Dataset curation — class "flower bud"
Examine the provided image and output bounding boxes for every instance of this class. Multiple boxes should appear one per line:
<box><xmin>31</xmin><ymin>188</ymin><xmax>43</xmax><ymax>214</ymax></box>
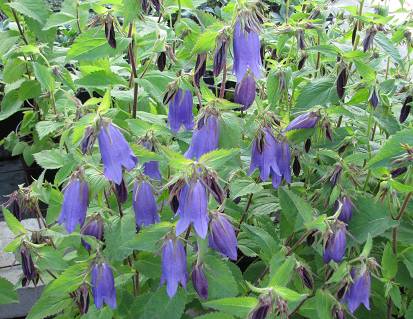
<box><xmin>75</xmin><ymin>283</ymin><xmax>90</xmax><ymax>315</ymax></box>
<box><xmin>399</xmin><ymin>95</ymin><xmax>412</xmax><ymax>123</ymax></box>
<box><xmin>296</xmin><ymin>265</ymin><xmax>313</xmax><ymax>290</ymax></box>
<box><xmin>192</xmin><ymin>263</ymin><xmax>208</xmax><ymax>300</ymax></box>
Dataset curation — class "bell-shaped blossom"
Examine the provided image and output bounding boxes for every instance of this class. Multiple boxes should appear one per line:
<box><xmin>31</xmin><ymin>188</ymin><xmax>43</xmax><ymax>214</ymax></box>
<box><xmin>20</xmin><ymin>245</ymin><xmax>38</xmax><ymax>286</ymax></box>
<box><xmin>234</xmin><ymin>71</ymin><xmax>256</xmax><ymax>110</ymax></box>
<box><xmin>114</xmin><ymin>178</ymin><xmax>128</xmax><ymax>203</ymax></box>
<box><xmin>344</xmin><ymin>269</ymin><xmax>371</xmax><ymax>313</ymax></box>
<box><xmin>168</xmin><ymin>89</ymin><xmax>194</xmax><ymax>133</ymax></box>
<box><xmin>336</xmin><ymin>196</ymin><xmax>354</xmax><ymax>223</ymax></box>
<box><xmin>142</xmin><ymin>140</ymin><xmax>162</xmax><ymax>180</ymax></box>
<box><xmin>161</xmin><ymin>239</ymin><xmax>188</xmax><ymax>298</ymax></box>
<box><xmin>192</xmin><ymin>263</ymin><xmax>208</xmax><ymax>300</ymax></box>
<box><xmin>249</xmin><ymin>128</ymin><xmax>291</xmax><ymax>189</ymax></box>
<box><xmin>285</xmin><ymin>112</ymin><xmax>320</xmax><ymax>131</ymax></box>
<box><xmin>58</xmin><ymin>178</ymin><xmax>89</xmax><ymax>233</ymax></box>
<box><xmin>213</xmin><ymin>35</ymin><xmax>228</xmax><ymax>77</ymax></box>
<box><xmin>91</xmin><ymin>262</ymin><xmax>117</xmax><ymax>309</ymax></box>
<box><xmin>133</xmin><ymin>180</ymin><xmax>159</xmax><ymax>228</ymax></box>
<box><xmin>98</xmin><ymin>122</ymin><xmax>137</xmax><ymax>185</ymax></box>
<box><xmin>184</xmin><ymin>113</ymin><xmax>220</xmax><ymax>160</ymax></box>
<box><xmin>209</xmin><ymin>213</ymin><xmax>237</xmax><ymax>260</ymax></box>
<box><xmin>75</xmin><ymin>283</ymin><xmax>90</xmax><ymax>315</ymax></box>
<box><xmin>369</xmin><ymin>88</ymin><xmax>379</xmax><ymax>109</ymax></box>
<box><xmin>176</xmin><ymin>179</ymin><xmax>209</xmax><ymax>239</ymax></box>
<box><xmin>81</xmin><ymin>215</ymin><xmax>104</xmax><ymax>251</ymax></box>
<box><xmin>233</xmin><ymin>21</ymin><xmax>262</xmax><ymax>82</ymax></box>
<box><xmin>249</xmin><ymin>295</ymin><xmax>272</xmax><ymax>319</ymax></box>
<box><xmin>323</xmin><ymin>224</ymin><xmax>346</xmax><ymax>263</ymax></box>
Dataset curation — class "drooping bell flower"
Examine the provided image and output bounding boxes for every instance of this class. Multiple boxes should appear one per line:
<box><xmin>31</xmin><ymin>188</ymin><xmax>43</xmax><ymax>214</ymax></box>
<box><xmin>202</xmin><ymin>171</ymin><xmax>225</xmax><ymax>205</ymax></box>
<box><xmin>160</xmin><ymin>239</ymin><xmax>188</xmax><ymax>298</ymax></box>
<box><xmin>192</xmin><ymin>263</ymin><xmax>208</xmax><ymax>300</ymax></box>
<box><xmin>98</xmin><ymin>121</ymin><xmax>137</xmax><ymax>185</ymax></box>
<box><xmin>114</xmin><ymin>178</ymin><xmax>128</xmax><ymax>203</ymax></box>
<box><xmin>332</xmin><ymin>306</ymin><xmax>345</xmax><ymax>319</ymax></box>
<box><xmin>369</xmin><ymin>88</ymin><xmax>379</xmax><ymax>109</ymax></box>
<box><xmin>157</xmin><ymin>51</ymin><xmax>166</xmax><ymax>71</ymax></box>
<box><xmin>58</xmin><ymin>177</ymin><xmax>89</xmax><ymax>233</ymax></box>
<box><xmin>175</xmin><ymin>179</ymin><xmax>209</xmax><ymax>239</ymax></box>
<box><xmin>323</xmin><ymin>223</ymin><xmax>347</xmax><ymax>263</ymax></box>
<box><xmin>20</xmin><ymin>245</ymin><xmax>38</xmax><ymax>287</ymax></box>
<box><xmin>249</xmin><ymin>294</ymin><xmax>272</xmax><ymax>319</ymax></box>
<box><xmin>4</xmin><ymin>191</ymin><xmax>21</xmax><ymax>220</ymax></box>
<box><xmin>233</xmin><ymin>20</ymin><xmax>262</xmax><ymax>82</ymax></box>
<box><xmin>296</xmin><ymin>265</ymin><xmax>313</xmax><ymax>290</ymax></box>
<box><xmin>336</xmin><ymin>196</ymin><xmax>354</xmax><ymax>223</ymax></box>
<box><xmin>362</xmin><ymin>27</ymin><xmax>376</xmax><ymax>52</ymax></box>
<box><xmin>400</xmin><ymin>95</ymin><xmax>412</xmax><ymax>123</ymax></box>
<box><xmin>133</xmin><ymin>180</ymin><xmax>159</xmax><ymax>228</ymax></box>
<box><xmin>209</xmin><ymin>213</ymin><xmax>237</xmax><ymax>260</ymax></box>
<box><xmin>336</xmin><ymin>67</ymin><xmax>348</xmax><ymax>100</ymax></box>
<box><xmin>234</xmin><ymin>71</ymin><xmax>256</xmax><ymax>110</ymax></box>
<box><xmin>343</xmin><ymin>269</ymin><xmax>371</xmax><ymax>313</ymax></box>
<box><xmin>168</xmin><ymin>89</ymin><xmax>194</xmax><ymax>133</ymax></box>
<box><xmin>213</xmin><ymin>34</ymin><xmax>229</xmax><ymax>77</ymax></box>
<box><xmin>391</xmin><ymin>167</ymin><xmax>407</xmax><ymax>178</ymax></box>
<box><xmin>81</xmin><ymin>215</ymin><xmax>104</xmax><ymax>251</ymax></box>
<box><xmin>81</xmin><ymin>126</ymin><xmax>95</xmax><ymax>154</ymax></box>
<box><xmin>249</xmin><ymin>128</ymin><xmax>291</xmax><ymax>189</ymax></box>
<box><xmin>296</xmin><ymin>29</ymin><xmax>306</xmax><ymax>50</ymax></box>
<box><xmin>74</xmin><ymin>283</ymin><xmax>90</xmax><ymax>315</ymax></box>
<box><xmin>184</xmin><ymin>112</ymin><xmax>220</xmax><ymax>160</ymax></box>
<box><xmin>194</xmin><ymin>53</ymin><xmax>207</xmax><ymax>87</ymax></box>
<box><xmin>329</xmin><ymin>164</ymin><xmax>343</xmax><ymax>187</ymax></box>
<box><xmin>142</xmin><ymin>140</ymin><xmax>162</xmax><ymax>180</ymax></box>
<box><xmin>91</xmin><ymin>262</ymin><xmax>117</xmax><ymax>309</ymax></box>
<box><xmin>284</xmin><ymin>112</ymin><xmax>320</xmax><ymax>132</ymax></box>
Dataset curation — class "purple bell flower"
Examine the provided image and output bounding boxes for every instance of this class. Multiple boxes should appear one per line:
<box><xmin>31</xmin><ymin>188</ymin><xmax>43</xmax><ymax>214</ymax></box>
<box><xmin>234</xmin><ymin>71</ymin><xmax>256</xmax><ymax>110</ymax></box>
<box><xmin>133</xmin><ymin>180</ymin><xmax>159</xmax><ymax>228</ymax></box>
<box><xmin>114</xmin><ymin>178</ymin><xmax>128</xmax><ymax>203</ymax></box>
<box><xmin>208</xmin><ymin>213</ymin><xmax>237</xmax><ymax>260</ymax></box>
<box><xmin>184</xmin><ymin>113</ymin><xmax>220</xmax><ymax>160</ymax></box>
<box><xmin>233</xmin><ymin>21</ymin><xmax>262</xmax><ymax>82</ymax></box>
<box><xmin>168</xmin><ymin>89</ymin><xmax>194</xmax><ymax>133</ymax></box>
<box><xmin>284</xmin><ymin>112</ymin><xmax>320</xmax><ymax>131</ymax></box>
<box><xmin>98</xmin><ymin>122</ymin><xmax>137</xmax><ymax>185</ymax></box>
<box><xmin>336</xmin><ymin>196</ymin><xmax>354</xmax><ymax>223</ymax></box>
<box><xmin>249</xmin><ymin>128</ymin><xmax>291</xmax><ymax>189</ymax></box>
<box><xmin>142</xmin><ymin>141</ymin><xmax>162</xmax><ymax>180</ymax></box>
<box><xmin>344</xmin><ymin>269</ymin><xmax>371</xmax><ymax>313</ymax></box>
<box><xmin>160</xmin><ymin>239</ymin><xmax>188</xmax><ymax>298</ymax></box>
<box><xmin>75</xmin><ymin>283</ymin><xmax>90</xmax><ymax>315</ymax></box>
<box><xmin>58</xmin><ymin>178</ymin><xmax>89</xmax><ymax>233</ymax></box>
<box><xmin>81</xmin><ymin>215</ymin><xmax>104</xmax><ymax>251</ymax></box>
<box><xmin>192</xmin><ymin>263</ymin><xmax>208</xmax><ymax>300</ymax></box>
<box><xmin>323</xmin><ymin>224</ymin><xmax>346</xmax><ymax>263</ymax></box>
<box><xmin>176</xmin><ymin>179</ymin><xmax>209</xmax><ymax>239</ymax></box>
<box><xmin>91</xmin><ymin>262</ymin><xmax>117</xmax><ymax>309</ymax></box>
<box><xmin>20</xmin><ymin>245</ymin><xmax>38</xmax><ymax>287</ymax></box>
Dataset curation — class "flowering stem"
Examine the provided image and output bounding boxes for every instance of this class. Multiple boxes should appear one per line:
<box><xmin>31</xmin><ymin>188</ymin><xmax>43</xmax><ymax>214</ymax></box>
<box><xmin>392</xmin><ymin>192</ymin><xmax>412</xmax><ymax>254</ymax></box>
<box><xmin>236</xmin><ymin>193</ymin><xmax>253</xmax><ymax>236</ymax></box>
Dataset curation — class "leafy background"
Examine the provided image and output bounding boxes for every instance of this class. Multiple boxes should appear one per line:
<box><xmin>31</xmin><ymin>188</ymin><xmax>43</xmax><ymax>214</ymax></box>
<box><xmin>0</xmin><ymin>0</ymin><xmax>413</xmax><ymax>318</ymax></box>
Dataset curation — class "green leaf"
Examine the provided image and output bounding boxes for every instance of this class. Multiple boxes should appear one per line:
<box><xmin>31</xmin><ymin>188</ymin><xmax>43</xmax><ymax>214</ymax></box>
<box><xmin>229</xmin><ymin>178</ymin><xmax>263</xmax><ymax>199</ymax></box>
<box><xmin>132</xmin><ymin>222</ymin><xmax>173</xmax><ymax>252</ymax></box>
<box><xmin>36</xmin><ymin>121</ymin><xmax>64</xmax><ymax>140</ymax></box>
<box><xmin>406</xmin><ymin>300</ymin><xmax>413</xmax><ymax>319</ymax></box>
<box><xmin>0</xmin><ymin>277</ymin><xmax>18</xmax><ymax>304</ymax></box>
<box><xmin>354</xmin><ymin>59</ymin><xmax>376</xmax><ymax>83</ymax></box>
<box><xmin>204</xmin><ymin>254</ymin><xmax>239</xmax><ymax>299</ymax></box>
<box><xmin>192</xmin><ymin>29</ymin><xmax>218</xmax><ymax>54</ymax></box>
<box><xmin>67</xmin><ymin>30</ymin><xmax>130</xmax><ymax>61</ymax></box>
<box><xmin>349</xmin><ymin>196</ymin><xmax>397</xmax><ymax>243</ymax></box>
<box><xmin>360</xmin><ymin>233</ymin><xmax>373</xmax><ymax>258</ymax></box>
<box><xmin>3</xmin><ymin>207</ymin><xmax>26</xmax><ymax>235</ymax></box>
<box><xmin>43</xmin><ymin>12</ymin><xmax>76</xmax><ymax>30</ymax></box>
<box><xmin>315</xmin><ymin>289</ymin><xmax>334</xmax><ymax>319</ymax></box>
<box><xmin>400</xmin><ymin>247</ymin><xmax>413</xmax><ymax>278</ymax></box>
<box><xmin>219</xmin><ymin>112</ymin><xmax>242</xmax><ymax>148</ymax></box>
<box><xmin>375</xmin><ymin>32</ymin><xmax>403</xmax><ymax>66</ymax></box>
<box><xmin>104</xmin><ymin>213</ymin><xmax>137</xmax><ymax>261</ymax></box>
<box><xmin>241</xmin><ymin>224</ymin><xmax>278</xmax><ymax>262</ymax></box>
<box><xmin>199</xmin><ymin>148</ymin><xmax>240</xmax><ymax>171</ymax></box>
<box><xmin>19</xmin><ymin>80</ymin><xmax>42</xmax><ymax>100</ymax></box>
<box><xmin>368</xmin><ymin>128</ymin><xmax>413</xmax><ymax>169</ymax></box>
<box><xmin>382</xmin><ymin>242</ymin><xmax>398</xmax><ymax>279</ymax></box>
<box><xmin>195</xmin><ymin>313</ymin><xmax>235</xmax><ymax>319</ymax></box>
<box><xmin>273</xmin><ymin>285</ymin><xmax>305</xmax><ymax>302</ymax></box>
<box><xmin>0</xmin><ymin>90</ymin><xmax>23</xmax><ymax>121</ymax></box>
<box><xmin>8</xmin><ymin>0</ymin><xmax>50</xmax><ymax>25</ymax></box>
<box><xmin>33</xmin><ymin>62</ymin><xmax>54</xmax><ymax>91</ymax></box>
<box><xmin>268</xmin><ymin>256</ymin><xmax>296</xmax><ymax>287</ymax></box>
<box><xmin>295</xmin><ymin>77</ymin><xmax>339</xmax><ymax>111</ymax></box>
<box><xmin>75</xmin><ymin>70</ymin><xmax>127</xmax><ymax>88</ymax></box>
<box><xmin>141</xmin><ymin>287</ymin><xmax>186</xmax><ymax>319</ymax></box>
<box><xmin>203</xmin><ymin>297</ymin><xmax>258</xmax><ymax>318</ymax></box>
<box><xmin>33</xmin><ymin>149</ymin><xmax>67</xmax><ymax>169</ymax></box>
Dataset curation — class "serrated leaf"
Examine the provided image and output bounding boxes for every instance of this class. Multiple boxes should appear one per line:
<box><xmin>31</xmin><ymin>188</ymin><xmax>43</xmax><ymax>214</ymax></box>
<box><xmin>3</xmin><ymin>207</ymin><xmax>26</xmax><ymax>235</ymax></box>
<box><xmin>0</xmin><ymin>277</ymin><xmax>18</xmax><ymax>304</ymax></box>
<box><xmin>36</xmin><ymin>121</ymin><xmax>64</xmax><ymax>139</ymax></box>
<box><xmin>268</xmin><ymin>256</ymin><xmax>295</xmax><ymax>287</ymax></box>
<box><xmin>203</xmin><ymin>297</ymin><xmax>258</xmax><ymax>318</ymax></box>
<box><xmin>9</xmin><ymin>0</ymin><xmax>50</xmax><ymax>25</ymax></box>
<box><xmin>131</xmin><ymin>222</ymin><xmax>173</xmax><ymax>252</ymax></box>
<box><xmin>295</xmin><ymin>77</ymin><xmax>339</xmax><ymax>111</ymax></box>
<box><xmin>142</xmin><ymin>287</ymin><xmax>186</xmax><ymax>319</ymax></box>
<box><xmin>43</xmin><ymin>12</ymin><xmax>76</xmax><ymax>30</ymax></box>
<box><xmin>375</xmin><ymin>32</ymin><xmax>403</xmax><ymax>66</ymax></box>
<box><xmin>33</xmin><ymin>149</ymin><xmax>67</xmax><ymax>169</ymax></box>
<box><xmin>75</xmin><ymin>70</ymin><xmax>127</xmax><ymax>88</ymax></box>
<box><xmin>382</xmin><ymin>242</ymin><xmax>397</xmax><ymax>279</ymax></box>
<box><xmin>199</xmin><ymin>148</ymin><xmax>240</xmax><ymax>171</ymax></box>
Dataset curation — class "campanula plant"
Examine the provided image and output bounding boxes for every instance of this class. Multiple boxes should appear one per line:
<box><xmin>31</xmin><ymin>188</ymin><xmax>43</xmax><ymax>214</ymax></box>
<box><xmin>0</xmin><ymin>0</ymin><xmax>411</xmax><ymax>318</ymax></box>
